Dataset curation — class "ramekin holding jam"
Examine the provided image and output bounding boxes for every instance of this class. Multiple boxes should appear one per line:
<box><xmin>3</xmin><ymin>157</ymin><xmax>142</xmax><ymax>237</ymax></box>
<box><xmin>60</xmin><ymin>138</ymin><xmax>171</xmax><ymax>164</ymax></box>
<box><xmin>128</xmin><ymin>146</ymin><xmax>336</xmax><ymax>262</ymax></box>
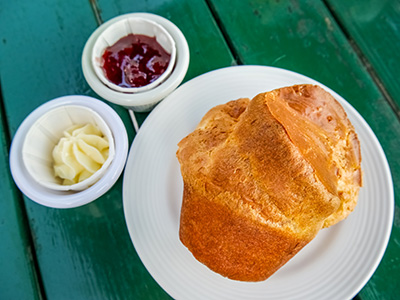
<box><xmin>82</xmin><ymin>13</ymin><xmax>189</xmax><ymax>112</ymax></box>
<box><xmin>92</xmin><ymin>17</ymin><xmax>176</xmax><ymax>93</ymax></box>
<box><xmin>101</xmin><ymin>33</ymin><xmax>172</xmax><ymax>91</ymax></box>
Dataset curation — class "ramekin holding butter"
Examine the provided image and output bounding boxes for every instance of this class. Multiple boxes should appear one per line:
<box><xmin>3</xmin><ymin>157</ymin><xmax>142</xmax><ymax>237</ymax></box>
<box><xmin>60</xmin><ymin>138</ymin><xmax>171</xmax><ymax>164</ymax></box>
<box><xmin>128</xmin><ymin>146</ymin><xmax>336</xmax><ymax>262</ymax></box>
<box><xmin>22</xmin><ymin>104</ymin><xmax>115</xmax><ymax>192</ymax></box>
<box><xmin>9</xmin><ymin>95</ymin><xmax>128</xmax><ymax>208</ymax></box>
<box><xmin>52</xmin><ymin>123</ymin><xmax>111</xmax><ymax>186</ymax></box>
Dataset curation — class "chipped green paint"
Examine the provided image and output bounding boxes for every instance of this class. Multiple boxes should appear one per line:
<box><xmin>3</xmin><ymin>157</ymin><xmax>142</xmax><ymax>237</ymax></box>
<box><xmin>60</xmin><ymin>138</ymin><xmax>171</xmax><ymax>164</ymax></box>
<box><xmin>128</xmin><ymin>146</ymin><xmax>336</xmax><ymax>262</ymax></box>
<box><xmin>0</xmin><ymin>0</ymin><xmax>233</xmax><ymax>299</ymax></box>
<box><xmin>208</xmin><ymin>0</ymin><xmax>400</xmax><ymax>298</ymax></box>
<box><xmin>0</xmin><ymin>103</ymin><xmax>42</xmax><ymax>299</ymax></box>
<box><xmin>1</xmin><ymin>0</ymin><xmax>399</xmax><ymax>299</ymax></box>
<box><xmin>326</xmin><ymin>0</ymin><xmax>400</xmax><ymax>115</ymax></box>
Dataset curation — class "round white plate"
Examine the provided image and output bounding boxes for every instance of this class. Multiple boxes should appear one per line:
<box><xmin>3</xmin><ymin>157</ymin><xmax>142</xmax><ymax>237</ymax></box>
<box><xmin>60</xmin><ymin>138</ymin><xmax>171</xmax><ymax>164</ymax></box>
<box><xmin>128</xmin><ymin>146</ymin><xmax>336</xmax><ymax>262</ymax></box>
<box><xmin>123</xmin><ymin>66</ymin><xmax>394</xmax><ymax>300</ymax></box>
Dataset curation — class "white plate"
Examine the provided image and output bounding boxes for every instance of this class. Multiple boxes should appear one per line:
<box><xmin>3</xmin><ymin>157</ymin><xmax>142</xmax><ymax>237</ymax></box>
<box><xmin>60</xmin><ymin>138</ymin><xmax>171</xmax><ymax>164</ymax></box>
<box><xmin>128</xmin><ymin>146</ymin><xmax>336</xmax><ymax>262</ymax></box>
<box><xmin>123</xmin><ymin>66</ymin><xmax>394</xmax><ymax>299</ymax></box>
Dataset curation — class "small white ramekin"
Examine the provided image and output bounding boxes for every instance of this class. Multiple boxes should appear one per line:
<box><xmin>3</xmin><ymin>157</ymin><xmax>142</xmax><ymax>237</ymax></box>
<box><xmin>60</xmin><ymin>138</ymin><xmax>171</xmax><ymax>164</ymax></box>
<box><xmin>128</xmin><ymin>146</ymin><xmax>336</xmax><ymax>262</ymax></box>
<box><xmin>22</xmin><ymin>105</ymin><xmax>115</xmax><ymax>191</ymax></box>
<box><xmin>82</xmin><ymin>13</ymin><xmax>190</xmax><ymax>112</ymax></box>
<box><xmin>92</xmin><ymin>17</ymin><xmax>176</xmax><ymax>94</ymax></box>
<box><xmin>9</xmin><ymin>95</ymin><xmax>128</xmax><ymax>209</ymax></box>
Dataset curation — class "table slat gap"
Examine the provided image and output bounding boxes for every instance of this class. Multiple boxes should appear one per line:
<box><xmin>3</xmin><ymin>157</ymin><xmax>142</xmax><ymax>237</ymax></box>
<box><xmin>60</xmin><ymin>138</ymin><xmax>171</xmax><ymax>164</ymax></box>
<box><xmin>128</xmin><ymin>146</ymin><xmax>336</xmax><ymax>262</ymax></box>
<box><xmin>88</xmin><ymin>0</ymin><xmax>103</xmax><ymax>26</ymax></box>
<box><xmin>322</xmin><ymin>0</ymin><xmax>400</xmax><ymax>123</ymax></box>
<box><xmin>204</xmin><ymin>0</ymin><xmax>241</xmax><ymax>65</ymax></box>
<box><xmin>0</xmin><ymin>84</ymin><xmax>46</xmax><ymax>300</ymax></box>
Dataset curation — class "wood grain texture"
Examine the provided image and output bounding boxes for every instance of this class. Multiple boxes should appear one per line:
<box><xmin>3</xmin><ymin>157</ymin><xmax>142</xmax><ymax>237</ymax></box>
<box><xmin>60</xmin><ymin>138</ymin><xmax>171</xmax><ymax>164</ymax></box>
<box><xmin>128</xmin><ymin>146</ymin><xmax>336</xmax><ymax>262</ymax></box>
<box><xmin>0</xmin><ymin>94</ymin><xmax>42</xmax><ymax>299</ymax></box>
<box><xmin>0</xmin><ymin>0</ymin><xmax>151</xmax><ymax>299</ymax></box>
<box><xmin>325</xmin><ymin>0</ymin><xmax>400</xmax><ymax>116</ymax></box>
<box><xmin>96</xmin><ymin>0</ymin><xmax>236</xmax><ymax>80</ymax></box>
<box><xmin>207</xmin><ymin>0</ymin><xmax>400</xmax><ymax>298</ymax></box>
<box><xmin>2</xmin><ymin>0</ymin><xmax>399</xmax><ymax>298</ymax></box>
<box><xmin>0</xmin><ymin>0</ymin><xmax>234</xmax><ymax>299</ymax></box>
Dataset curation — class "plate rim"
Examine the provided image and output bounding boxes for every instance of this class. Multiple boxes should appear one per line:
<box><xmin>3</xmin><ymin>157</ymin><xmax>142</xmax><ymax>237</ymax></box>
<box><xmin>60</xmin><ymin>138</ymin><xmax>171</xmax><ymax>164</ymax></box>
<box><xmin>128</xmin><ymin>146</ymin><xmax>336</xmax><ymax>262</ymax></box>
<box><xmin>123</xmin><ymin>65</ymin><xmax>394</xmax><ymax>299</ymax></box>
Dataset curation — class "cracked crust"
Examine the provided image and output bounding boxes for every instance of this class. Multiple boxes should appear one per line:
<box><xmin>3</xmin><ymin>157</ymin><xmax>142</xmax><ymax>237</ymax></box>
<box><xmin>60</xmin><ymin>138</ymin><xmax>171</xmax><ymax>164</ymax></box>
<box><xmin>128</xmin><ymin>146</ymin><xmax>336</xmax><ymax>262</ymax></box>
<box><xmin>177</xmin><ymin>85</ymin><xmax>362</xmax><ymax>281</ymax></box>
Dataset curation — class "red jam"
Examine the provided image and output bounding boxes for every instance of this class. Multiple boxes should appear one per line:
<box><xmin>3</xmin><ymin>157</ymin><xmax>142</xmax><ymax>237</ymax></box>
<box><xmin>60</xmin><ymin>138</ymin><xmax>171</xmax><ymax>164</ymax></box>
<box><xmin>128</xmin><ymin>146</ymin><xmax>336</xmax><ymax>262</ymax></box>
<box><xmin>101</xmin><ymin>34</ymin><xmax>171</xmax><ymax>88</ymax></box>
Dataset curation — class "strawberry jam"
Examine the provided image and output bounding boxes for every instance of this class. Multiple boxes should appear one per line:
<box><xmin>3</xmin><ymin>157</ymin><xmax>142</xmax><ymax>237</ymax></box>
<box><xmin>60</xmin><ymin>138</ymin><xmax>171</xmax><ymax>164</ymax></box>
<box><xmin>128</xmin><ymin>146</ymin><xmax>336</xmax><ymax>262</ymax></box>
<box><xmin>101</xmin><ymin>34</ymin><xmax>171</xmax><ymax>88</ymax></box>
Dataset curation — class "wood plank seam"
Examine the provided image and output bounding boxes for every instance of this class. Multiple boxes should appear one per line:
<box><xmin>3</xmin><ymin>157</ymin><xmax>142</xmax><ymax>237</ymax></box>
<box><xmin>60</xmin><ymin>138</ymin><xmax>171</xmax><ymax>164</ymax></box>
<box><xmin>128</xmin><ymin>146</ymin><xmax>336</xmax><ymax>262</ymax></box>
<box><xmin>322</xmin><ymin>0</ymin><xmax>400</xmax><ymax>123</ymax></box>
<box><xmin>204</xmin><ymin>0</ymin><xmax>241</xmax><ymax>65</ymax></box>
<box><xmin>0</xmin><ymin>84</ymin><xmax>47</xmax><ymax>300</ymax></box>
<box><xmin>88</xmin><ymin>0</ymin><xmax>103</xmax><ymax>26</ymax></box>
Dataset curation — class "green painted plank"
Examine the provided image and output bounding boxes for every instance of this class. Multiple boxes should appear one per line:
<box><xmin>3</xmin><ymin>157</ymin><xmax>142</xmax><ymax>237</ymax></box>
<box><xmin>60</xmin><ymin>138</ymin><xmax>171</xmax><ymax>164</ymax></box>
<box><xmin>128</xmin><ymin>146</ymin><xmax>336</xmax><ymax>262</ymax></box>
<box><xmin>208</xmin><ymin>0</ymin><xmax>400</xmax><ymax>299</ymax></box>
<box><xmin>0</xmin><ymin>0</ymin><xmax>234</xmax><ymax>299</ymax></box>
<box><xmin>0</xmin><ymin>1</ymin><xmax>147</xmax><ymax>299</ymax></box>
<box><xmin>0</xmin><ymin>97</ymin><xmax>42</xmax><ymax>299</ymax></box>
<box><xmin>325</xmin><ymin>0</ymin><xmax>400</xmax><ymax>114</ymax></box>
<box><xmin>23</xmin><ymin>179</ymin><xmax>171</xmax><ymax>300</ymax></box>
<box><xmin>97</xmin><ymin>0</ymin><xmax>236</xmax><ymax>82</ymax></box>
<box><xmin>96</xmin><ymin>0</ymin><xmax>237</xmax><ymax>127</ymax></box>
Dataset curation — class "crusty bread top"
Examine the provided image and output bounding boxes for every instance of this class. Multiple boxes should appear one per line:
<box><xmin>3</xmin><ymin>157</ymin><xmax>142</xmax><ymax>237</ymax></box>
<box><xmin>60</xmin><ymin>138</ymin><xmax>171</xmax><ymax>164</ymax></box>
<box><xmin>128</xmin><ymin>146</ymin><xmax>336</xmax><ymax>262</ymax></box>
<box><xmin>264</xmin><ymin>85</ymin><xmax>362</xmax><ymax>227</ymax></box>
<box><xmin>177</xmin><ymin>84</ymin><xmax>362</xmax><ymax>281</ymax></box>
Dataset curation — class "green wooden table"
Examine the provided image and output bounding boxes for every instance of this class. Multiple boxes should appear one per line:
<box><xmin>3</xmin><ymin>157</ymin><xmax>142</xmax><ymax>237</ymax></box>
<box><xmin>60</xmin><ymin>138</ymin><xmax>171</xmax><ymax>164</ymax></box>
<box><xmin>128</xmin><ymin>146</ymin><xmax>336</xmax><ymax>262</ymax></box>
<box><xmin>1</xmin><ymin>0</ymin><xmax>399</xmax><ymax>299</ymax></box>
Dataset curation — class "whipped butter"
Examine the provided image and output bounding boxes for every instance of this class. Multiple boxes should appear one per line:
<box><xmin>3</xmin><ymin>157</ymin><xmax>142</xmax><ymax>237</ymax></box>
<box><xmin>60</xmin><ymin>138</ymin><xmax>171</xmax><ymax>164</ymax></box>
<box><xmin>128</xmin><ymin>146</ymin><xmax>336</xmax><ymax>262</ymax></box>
<box><xmin>52</xmin><ymin>123</ymin><xmax>109</xmax><ymax>185</ymax></box>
